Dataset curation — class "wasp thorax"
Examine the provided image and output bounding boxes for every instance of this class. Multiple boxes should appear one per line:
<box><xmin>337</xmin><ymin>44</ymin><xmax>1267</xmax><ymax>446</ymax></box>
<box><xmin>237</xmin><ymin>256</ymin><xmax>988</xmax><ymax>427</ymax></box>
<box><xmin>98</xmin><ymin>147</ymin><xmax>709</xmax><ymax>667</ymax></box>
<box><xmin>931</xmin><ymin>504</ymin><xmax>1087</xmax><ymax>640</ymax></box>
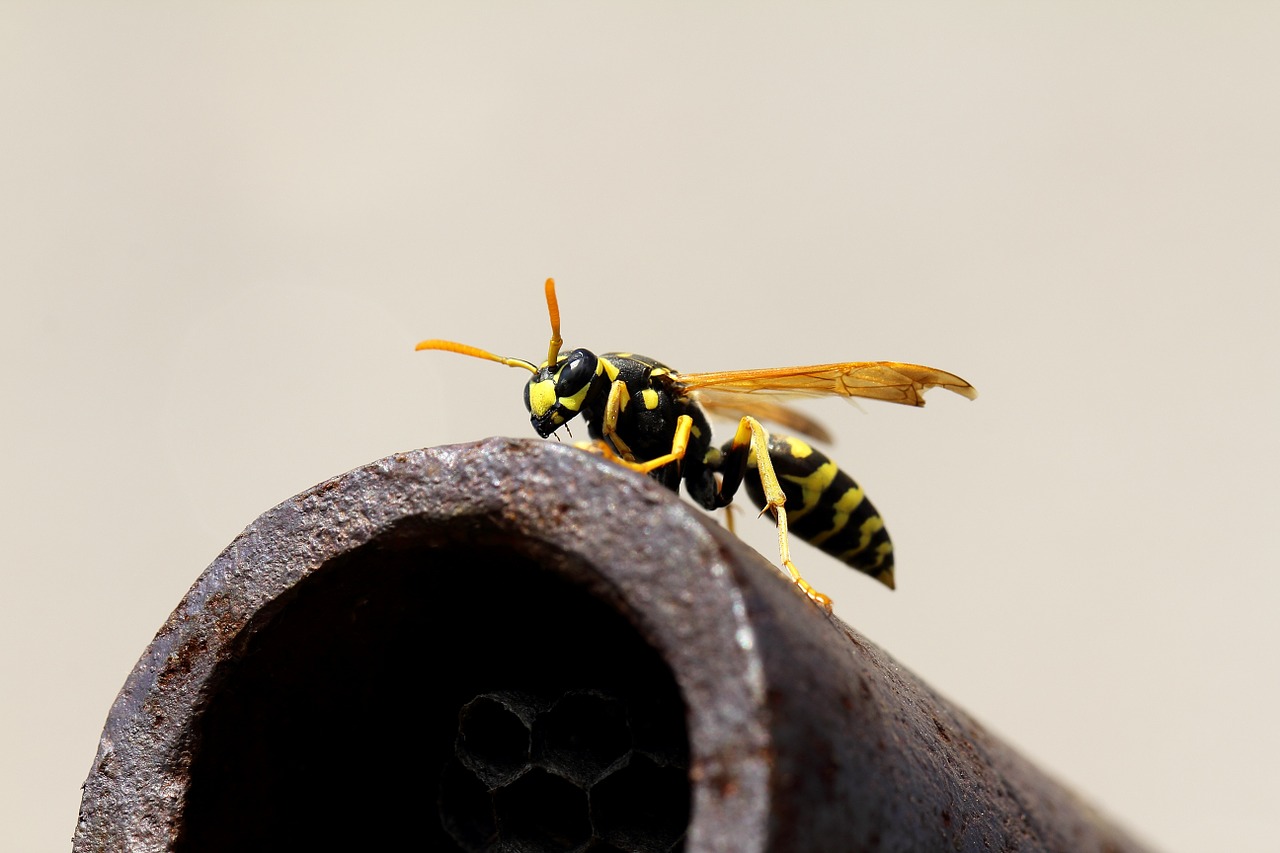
<box><xmin>524</xmin><ymin>348</ymin><xmax>600</xmax><ymax>438</ymax></box>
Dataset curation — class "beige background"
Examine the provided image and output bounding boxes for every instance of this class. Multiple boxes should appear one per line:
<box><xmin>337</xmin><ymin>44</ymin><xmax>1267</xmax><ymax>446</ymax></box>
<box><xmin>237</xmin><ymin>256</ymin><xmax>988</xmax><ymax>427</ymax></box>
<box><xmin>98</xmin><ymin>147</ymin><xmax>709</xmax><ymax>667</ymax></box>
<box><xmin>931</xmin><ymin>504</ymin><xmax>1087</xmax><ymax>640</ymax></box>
<box><xmin>4</xmin><ymin>4</ymin><xmax>1278</xmax><ymax>851</ymax></box>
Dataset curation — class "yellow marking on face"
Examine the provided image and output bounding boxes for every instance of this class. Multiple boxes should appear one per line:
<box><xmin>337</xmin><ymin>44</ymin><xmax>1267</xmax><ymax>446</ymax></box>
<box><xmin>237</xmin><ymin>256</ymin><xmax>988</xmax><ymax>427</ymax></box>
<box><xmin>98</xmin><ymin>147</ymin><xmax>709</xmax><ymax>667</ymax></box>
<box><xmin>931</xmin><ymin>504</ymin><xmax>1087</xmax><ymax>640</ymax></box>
<box><xmin>641</xmin><ymin>388</ymin><xmax>660</xmax><ymax>410</ymax></box>
<box><xmin>528</xmin><ymin>379</ymin><xmax>557</xmax><ymax>417</ymax></box>
<box><xmin>807</xmin><ymin>484</ymin><xmax>866</xmax><ymax>547</ymax></box>
<box><xmin>557</xmin><ymin>381</ymin><xmax>592</xmax><ymax>412</ymax></box>
<box><xmin>781</xmin><ymin>460</ymin><xmax>838</xmax><ymax>522</ymax></box>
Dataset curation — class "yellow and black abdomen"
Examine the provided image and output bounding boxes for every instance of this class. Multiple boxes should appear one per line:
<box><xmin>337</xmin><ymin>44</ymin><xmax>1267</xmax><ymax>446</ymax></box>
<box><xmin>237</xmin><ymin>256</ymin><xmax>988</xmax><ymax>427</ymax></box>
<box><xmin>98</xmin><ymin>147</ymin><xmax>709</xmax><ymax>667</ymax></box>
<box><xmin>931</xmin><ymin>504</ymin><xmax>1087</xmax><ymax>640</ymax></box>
<box><xmin>741</xmin><ymin>435</ymin><xmax>896</xmax><ymax>590</ymax></box>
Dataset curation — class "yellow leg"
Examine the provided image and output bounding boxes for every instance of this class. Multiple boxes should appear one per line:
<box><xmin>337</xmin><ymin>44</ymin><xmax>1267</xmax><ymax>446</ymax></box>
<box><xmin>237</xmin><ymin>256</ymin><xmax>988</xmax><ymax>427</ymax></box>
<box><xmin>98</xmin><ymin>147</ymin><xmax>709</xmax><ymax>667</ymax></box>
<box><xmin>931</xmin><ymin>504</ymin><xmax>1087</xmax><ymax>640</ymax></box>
<box><xmin>572</xmin><ymin>438</ymin><xmax>621</xmax><ymax>458</ymax></box>
<box><xmin>619</xmin><ymin>414</ymin><xmax>693</xmax><ymax>474</ymax></box>
<box><xmin>576</xmin><ymin>414</ymin><xmax>692</xmax><ymax>476</ymax></box>
<box><xmin>601</xmin><ymin>380</ymin><xmax>635</xmax><ymax>460</ymax></box>
<box><xmin>729</xmin><ymin>416</ymin><xmax>834</xmax><ymax>612</ymax></box>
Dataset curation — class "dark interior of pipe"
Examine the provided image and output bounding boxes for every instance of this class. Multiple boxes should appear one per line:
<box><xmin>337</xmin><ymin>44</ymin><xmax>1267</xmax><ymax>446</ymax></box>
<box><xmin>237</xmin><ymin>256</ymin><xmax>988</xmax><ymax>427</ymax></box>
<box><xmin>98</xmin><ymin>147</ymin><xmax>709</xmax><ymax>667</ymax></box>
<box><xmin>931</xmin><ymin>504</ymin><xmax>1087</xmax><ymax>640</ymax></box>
<box><xmin>175</xmin><ymin>526</ymin><xmax>689</xmax><ymax>852</ymax></box>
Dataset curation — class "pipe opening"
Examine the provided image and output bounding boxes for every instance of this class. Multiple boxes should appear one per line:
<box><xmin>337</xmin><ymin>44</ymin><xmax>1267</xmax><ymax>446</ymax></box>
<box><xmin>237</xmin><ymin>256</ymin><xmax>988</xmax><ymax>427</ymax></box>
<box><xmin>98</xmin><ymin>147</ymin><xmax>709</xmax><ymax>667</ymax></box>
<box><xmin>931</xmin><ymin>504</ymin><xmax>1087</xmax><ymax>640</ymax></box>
<box><xmin>175</xmin><ymin>525</ymin><xmax>690</xmax><ymax>852</ymax></box>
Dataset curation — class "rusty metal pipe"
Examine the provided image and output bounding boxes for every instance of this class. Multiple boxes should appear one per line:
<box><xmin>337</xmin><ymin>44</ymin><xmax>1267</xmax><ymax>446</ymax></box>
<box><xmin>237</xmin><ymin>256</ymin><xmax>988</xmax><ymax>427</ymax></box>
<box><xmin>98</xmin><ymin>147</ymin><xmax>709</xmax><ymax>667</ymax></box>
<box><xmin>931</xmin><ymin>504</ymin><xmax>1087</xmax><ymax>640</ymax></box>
<box><xmin>74</xmin><ymin>438</ymin><xmax>1149</xmax><ymax>852</ymax></box>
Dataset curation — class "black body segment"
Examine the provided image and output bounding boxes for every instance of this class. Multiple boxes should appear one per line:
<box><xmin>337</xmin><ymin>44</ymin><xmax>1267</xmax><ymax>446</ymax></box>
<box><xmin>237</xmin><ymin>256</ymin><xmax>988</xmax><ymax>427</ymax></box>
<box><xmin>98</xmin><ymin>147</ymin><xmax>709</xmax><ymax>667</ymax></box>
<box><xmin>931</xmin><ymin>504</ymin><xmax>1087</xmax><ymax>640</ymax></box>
<box><xmin>732</xmin><ymin>435</ymin><xmax>896</xmax><ymax>590</ymax></box>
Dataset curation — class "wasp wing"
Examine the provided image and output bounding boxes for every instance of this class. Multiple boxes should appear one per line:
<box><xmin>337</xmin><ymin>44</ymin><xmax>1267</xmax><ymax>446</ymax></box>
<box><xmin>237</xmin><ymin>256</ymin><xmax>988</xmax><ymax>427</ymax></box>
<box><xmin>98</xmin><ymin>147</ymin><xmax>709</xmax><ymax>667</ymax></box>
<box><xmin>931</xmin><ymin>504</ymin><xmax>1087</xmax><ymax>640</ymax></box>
<box><xmin>673</xmin><ymin>362</ymin><xmax>978</xmax><ymax>408</ymax></box>
<box><xmin>694</xmin><ymin>390</ymin><xmax>835</xmax><ymax>443</ymax></box>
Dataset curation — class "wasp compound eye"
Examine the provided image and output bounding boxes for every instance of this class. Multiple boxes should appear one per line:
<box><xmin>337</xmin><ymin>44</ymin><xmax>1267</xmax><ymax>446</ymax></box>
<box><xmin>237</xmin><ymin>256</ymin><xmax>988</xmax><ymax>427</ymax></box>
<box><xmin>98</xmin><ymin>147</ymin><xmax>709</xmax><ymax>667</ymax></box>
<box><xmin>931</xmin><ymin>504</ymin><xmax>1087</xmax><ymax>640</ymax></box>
<box><xmin>555</xmin><ymin>349</ymin><xmax>598</xmax><ymax>397</ymax></box>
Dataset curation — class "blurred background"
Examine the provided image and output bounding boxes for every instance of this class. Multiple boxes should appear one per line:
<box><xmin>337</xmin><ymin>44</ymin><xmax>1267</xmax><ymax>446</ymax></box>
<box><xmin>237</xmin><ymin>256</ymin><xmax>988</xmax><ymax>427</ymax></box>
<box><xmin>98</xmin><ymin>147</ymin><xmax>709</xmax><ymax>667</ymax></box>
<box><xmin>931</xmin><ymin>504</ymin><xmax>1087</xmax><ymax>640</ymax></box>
<box><xmin>3</xmin><ymin>4</ymin><xmax>1277</xmax><ymax>851</ymax></box>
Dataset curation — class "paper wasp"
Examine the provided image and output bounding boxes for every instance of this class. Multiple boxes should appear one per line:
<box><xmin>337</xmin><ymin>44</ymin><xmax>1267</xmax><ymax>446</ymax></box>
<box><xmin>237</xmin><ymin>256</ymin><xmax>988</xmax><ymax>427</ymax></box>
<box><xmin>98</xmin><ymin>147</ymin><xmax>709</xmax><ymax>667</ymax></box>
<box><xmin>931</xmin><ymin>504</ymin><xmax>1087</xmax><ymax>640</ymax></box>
<box><xmin>416</xmin><ymin>279</ymin><xmax>976</xmax><ymax>610</ymax></box>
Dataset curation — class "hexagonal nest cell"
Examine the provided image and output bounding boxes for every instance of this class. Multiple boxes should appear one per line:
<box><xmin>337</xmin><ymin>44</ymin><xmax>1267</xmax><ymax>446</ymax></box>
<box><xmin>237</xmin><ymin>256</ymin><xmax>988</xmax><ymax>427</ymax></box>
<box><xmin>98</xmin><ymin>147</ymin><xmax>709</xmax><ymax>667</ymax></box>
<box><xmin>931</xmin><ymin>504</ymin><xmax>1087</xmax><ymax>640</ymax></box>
<box><xmin>173</xmin><ymin>529</ymin><xmax>689</xmax><ymax>852</ymax></box>
<box><xmin>442</xmin><ymin>688</ymin><xmax>687</xmax><ymax>851</ymax></box>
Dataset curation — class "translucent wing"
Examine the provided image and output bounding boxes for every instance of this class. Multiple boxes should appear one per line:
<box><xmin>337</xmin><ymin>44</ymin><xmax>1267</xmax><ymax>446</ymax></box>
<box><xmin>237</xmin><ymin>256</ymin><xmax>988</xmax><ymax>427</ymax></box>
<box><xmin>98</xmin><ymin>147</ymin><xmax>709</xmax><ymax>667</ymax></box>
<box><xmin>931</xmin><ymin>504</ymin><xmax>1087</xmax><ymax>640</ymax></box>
<box><xmin>673</xmin><ymin>361</ymin><xmax>978</xmax><ymax>408</ymax></box>
<box><xmin>695</xmin><ymin>390</ymin><xmax>835</xmax><ymax>443</ymax></box>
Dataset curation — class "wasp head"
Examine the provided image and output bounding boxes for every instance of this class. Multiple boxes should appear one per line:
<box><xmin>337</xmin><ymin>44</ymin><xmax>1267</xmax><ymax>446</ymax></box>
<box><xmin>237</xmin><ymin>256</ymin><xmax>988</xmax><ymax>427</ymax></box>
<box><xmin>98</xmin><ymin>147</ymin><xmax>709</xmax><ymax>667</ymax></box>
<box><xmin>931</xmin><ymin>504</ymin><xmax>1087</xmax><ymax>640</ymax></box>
<box><xmin>523</xmin><ymin>347</ymin><xmax>603</xmax><ymax>438</ymax></box>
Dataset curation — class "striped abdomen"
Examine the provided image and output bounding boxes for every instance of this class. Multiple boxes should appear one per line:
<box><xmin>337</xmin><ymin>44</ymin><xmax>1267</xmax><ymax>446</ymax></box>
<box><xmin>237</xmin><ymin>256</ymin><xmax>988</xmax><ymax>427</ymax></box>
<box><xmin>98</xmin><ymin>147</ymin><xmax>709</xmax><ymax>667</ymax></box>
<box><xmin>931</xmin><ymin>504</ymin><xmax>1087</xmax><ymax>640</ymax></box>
<box><xmin>741</xmin><ymin>435</ymin><xmax>896</xmax><ymax>590</ymax></box>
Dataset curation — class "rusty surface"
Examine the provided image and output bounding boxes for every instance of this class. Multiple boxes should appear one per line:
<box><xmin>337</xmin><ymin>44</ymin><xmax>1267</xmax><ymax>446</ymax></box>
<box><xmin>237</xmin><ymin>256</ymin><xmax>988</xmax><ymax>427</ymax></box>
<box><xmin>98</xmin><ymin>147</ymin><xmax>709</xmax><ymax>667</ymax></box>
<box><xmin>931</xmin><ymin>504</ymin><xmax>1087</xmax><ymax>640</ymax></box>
<box><xmin>74</xmin><ymin>438</ymin><xmax>1151</xmax><ymax>852</ymax></box>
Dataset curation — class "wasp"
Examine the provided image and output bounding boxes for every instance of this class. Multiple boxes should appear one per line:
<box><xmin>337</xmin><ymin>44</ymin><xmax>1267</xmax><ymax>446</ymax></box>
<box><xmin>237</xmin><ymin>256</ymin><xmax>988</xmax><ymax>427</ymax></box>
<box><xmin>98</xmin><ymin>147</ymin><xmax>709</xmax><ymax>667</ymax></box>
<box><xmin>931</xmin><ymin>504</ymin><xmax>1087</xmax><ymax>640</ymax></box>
<box><xmin>417</xmin><ymin>279</ymin><xmax>976</xmax><ymax>610</ymax></box>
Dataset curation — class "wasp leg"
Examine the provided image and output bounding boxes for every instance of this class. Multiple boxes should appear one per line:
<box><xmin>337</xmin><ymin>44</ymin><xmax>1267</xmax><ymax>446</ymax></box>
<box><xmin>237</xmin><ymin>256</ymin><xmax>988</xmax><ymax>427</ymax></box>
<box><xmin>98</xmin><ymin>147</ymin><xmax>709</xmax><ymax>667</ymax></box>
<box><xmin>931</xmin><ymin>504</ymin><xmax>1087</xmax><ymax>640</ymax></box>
<box><xmin>600</xmin><ymin>379</ymin><xmax>636</xmax><ymax>460</ymax></box>
<box><xmin>572</xmin><ymin>438</ymin><xmax>621</xmax><ymax>459</ymax></box>
<box><xmin>579</xmin><ymin>413</ymin><xmax>694</xmax><ymax>478</ymax></box>
<box><xmin>622</xmin><ymin>415</ymin><xmax>693</xmax><ymax>474</ymax></box>
<box><xmin>723</xmin><ymin>417</ymin><xmax>834</xmax><ymax>612</ymax></box>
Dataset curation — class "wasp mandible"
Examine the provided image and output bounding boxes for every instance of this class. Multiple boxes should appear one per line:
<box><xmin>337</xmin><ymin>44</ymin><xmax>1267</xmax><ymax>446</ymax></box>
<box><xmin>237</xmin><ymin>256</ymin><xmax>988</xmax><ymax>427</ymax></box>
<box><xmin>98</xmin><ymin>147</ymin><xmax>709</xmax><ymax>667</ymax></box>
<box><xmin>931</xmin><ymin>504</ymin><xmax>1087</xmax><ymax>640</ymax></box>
<box><xmin>417</xmin><ymin>279</ymin><xmax>976</xmax><ymax>611</ymax></box>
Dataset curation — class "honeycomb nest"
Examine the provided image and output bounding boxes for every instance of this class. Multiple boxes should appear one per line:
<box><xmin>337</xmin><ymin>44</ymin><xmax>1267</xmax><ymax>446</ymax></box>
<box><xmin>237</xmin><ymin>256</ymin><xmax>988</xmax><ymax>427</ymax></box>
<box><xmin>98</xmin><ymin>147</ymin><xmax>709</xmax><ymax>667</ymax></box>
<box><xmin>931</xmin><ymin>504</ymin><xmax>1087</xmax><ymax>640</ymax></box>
<box><xmin>439</xmin><ymin>688</ymin><xmax>689</xmax><ymax>852</ymax></box>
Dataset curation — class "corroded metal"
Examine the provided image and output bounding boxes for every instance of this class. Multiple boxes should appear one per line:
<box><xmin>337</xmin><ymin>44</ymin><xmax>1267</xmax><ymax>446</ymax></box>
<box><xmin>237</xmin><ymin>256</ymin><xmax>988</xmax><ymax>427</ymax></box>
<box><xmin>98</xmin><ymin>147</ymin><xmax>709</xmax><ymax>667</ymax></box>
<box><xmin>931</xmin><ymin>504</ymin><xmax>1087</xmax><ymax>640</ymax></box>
<box><xmin>74</xmin><ymin>438</ymin><xmax>1150</xmax><ymax>852</ymax></box>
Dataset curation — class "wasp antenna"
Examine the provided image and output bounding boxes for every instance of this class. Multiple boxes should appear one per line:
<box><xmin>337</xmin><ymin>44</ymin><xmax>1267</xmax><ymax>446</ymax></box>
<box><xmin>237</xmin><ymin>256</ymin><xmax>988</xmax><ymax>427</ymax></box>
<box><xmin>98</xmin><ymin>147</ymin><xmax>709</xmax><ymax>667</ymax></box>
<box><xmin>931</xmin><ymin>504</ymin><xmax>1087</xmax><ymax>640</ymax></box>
<box><xmin>415</xmin><ymin>339</ymin><xmax>538</xmax><ymax>373</ymax></box>
<box><xmin>544</xmin><ymin>277</ymin><xmax>563</xmax><ymax>366</ymax></box>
